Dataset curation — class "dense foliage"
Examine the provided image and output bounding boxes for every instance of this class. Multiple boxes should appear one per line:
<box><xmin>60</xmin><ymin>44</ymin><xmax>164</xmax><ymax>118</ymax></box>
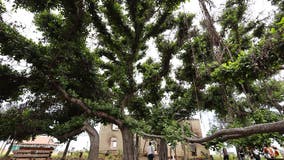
<box><xmin>0</xmin><ymin>0</ymin><xmax>283</xmax><ymax>159</ymax></box>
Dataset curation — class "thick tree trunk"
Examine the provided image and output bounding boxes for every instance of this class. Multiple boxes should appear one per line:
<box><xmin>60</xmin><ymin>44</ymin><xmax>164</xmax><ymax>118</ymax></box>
<box><xmin>181</xmin><ymin>122</ymin><xmax>187</xmax><ymax>160</ymax></box>
<box><xmin>142</xmin><ymin>139</ymin><xmax>147</xmax><ymax>155</ymax></box>
<box><xmin>0</xmin><ymin>136</ymin><xmax>11</xmax><ymax>157</ymax></box>
<box><xmin>134</xmin><ymin>135</ymin><xmax>139</xmax><ymax>160</ymax></box>
<box><xmin>158</xmin><ymin>138</ymin><xmax>168</xmax><ymax>160</ymax></box>
<box><xmin>83</xmin><ymin>122</ymin><xmax>99</xmax><ymax>160</ymax></box>
<box><xmin>4</xmin><ymin>139</ymin><xmax>14</xmax><ymax>158</ymax></box>
<box><xmin>120</xmin><ymin>126</ymin><xmax>135</xmax><ymax>160</ymax></box>
<box><xmin>0</xmin><ymin>141</ymin><xmax>8</xmax><ymax>156</ymax></box>
<box><xmin>61</xmin><ymin>139</ymin><xmax>71</xmax><ymax>160</ymax></box>
<box><xmin>174</xmin><ymin>148</ymin><xmax>177</xmax><ymax>160</ymax></box>
<box><xmin>182</xmin><ymin>143</ymin><xmax>187</xmax><ymax>160</ymax></box>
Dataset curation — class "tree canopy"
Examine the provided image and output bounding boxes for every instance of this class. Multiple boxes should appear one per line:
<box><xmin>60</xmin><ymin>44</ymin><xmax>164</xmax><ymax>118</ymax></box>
<box><xmin>0</xmin><ymin>0</ymin><xmax>284</xmax><ymax>159</ymax></box>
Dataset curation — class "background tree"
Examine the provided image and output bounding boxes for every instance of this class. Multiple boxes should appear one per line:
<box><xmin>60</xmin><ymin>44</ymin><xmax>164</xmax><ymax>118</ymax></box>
<box><xmin>1</xmin><ymin>0</ymin><xmax>189</xmax><ymax>159</ymax></box>
<box><xmin>173</xmin><ymin>0</ymin><xmax>284</xmax><ymax>140</ymax></box>
<box><xmin>140</xmin><ymin>0</ymin><xmax>283</xmax><ymax>154</ymax></box>
<box><xmin>0</xmin><ymin>105</ymin><xmax>52</xmax><ymax>157</ymax></box>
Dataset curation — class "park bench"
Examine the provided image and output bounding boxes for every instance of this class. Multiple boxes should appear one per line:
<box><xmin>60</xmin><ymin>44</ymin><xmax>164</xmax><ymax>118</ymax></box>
<box><xmin>13</xmin><ymin>149</ymin><xmax>52</xmax><ymax>160</ymax></box>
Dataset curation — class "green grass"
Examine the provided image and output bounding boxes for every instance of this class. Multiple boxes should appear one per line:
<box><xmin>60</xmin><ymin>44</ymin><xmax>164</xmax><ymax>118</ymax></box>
<box><xmin>212</xmin><ymin>154</ymin><xmax>238</xmax><ymax>160</ymax></box>
<box><xmin>51</xmin><ymin>151</ymin><xmax>89</xmax><ymax>159</ymax></box>
<box><xmin>51</xmin><ymin>151</ymin><xmax>122</xmax><ymax>160</ymax></box>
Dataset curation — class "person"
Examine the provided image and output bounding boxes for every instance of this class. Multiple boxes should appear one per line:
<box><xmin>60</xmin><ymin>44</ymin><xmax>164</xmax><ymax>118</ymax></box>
<box><xmin>79</xmin><ymin>151</ymin><xmax>83</xmax><ymax>160</ymax></box>
<box><xmin>147</xmin><ymin>142</ymin><xmax>154</xmax><ymax>160</ymax></box>
<box><xmin>170</xmin><ymin>155</ymin><xmax>176</xmax><ymax>160</ymax></box>
<box><xmin>263</xmin><ymin>146</ymin><xmax>270</xmax><ymax>159</ymax></box>
<box><xmin>239</xmin><ymin>148</ymin><xmax>245</xmax><ymax>160</ymax></box>
<box><xmin>252</xmin><ymin>148</ymin><xmax>260</xmax><ymax>160</ymax></box>
<box><xmin>273</xmin><ymin>146</ymin><xmax>283</xmax><ymax>159</ymax></box>
<box><xmin>268</xmin><ymin>146</ymin><xmax>276</xmax><ymax>159</ymax></box>
<box><xmin>223</xmin><ymin>148</ymin><xmax>229</xmax><ymax>160</ymax></box>
<box><xmin>263</xmin><ymin>146</ymin><xmax>275</xmax><ymax>160</ymax></box>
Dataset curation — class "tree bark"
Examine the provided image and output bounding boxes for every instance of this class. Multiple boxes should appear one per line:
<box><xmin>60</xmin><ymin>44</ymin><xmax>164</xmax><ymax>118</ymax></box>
<box><xmin>134</xmin><ymin>134</ymin><xmax>139</xmax><ymax>160</ymax></box>
<box><xmin>185</xmin><ymin>120</ymin><xmax>284</xmax><ymax>143</ymax></box>
<box><xmin>143</xmin><ymin>120</ymin><xmax>284</xmax><ymax>144</ymax></box>
<box><xmin>61</xmin><ymin>139</ymin><xmax>71</xmax><ymax>160</ymax></box>
<box><xmin>181</xmin><ymin>123</ymin><xmax>187</xmax><ymax>160</ymax></box>
<box><xmin>83</xmin><ymin>122</ymin><xmax>99</xmax><ymax>160</ymax></box>
<box><xmin>4</xmin><ymin>139</ymin><xmax>14</xmax><ymax>158</ymax></box>
<box><xmin>174</xmin><ymin>148</ymin><xmax>177</xmax><ymax>160</ymax></box>
<box><xmin>182</xmin><ymin>143</ymin><xmax>187</xmax><ymax>160</ymax></box>
<box><xmin>0</xmin><ymin>141</ymin><xmax>8</xmax><ymax>156</ymax></box>
<box><xmin>142</xmin><ymin>139</ymin><xmax>147</xmax><ymax>156</ymax></box>
<box><xmin>55</xmin><ymin>85</ymin><xmax>123</xmax><ymax>126</ymax></box>
<box><xmin>120</xmin><ymin>126</ymin><xmax>135</xmax><ymax>160</ymax></box>
<box><xmin>158</xmin><ymin>138</ymin><xmax>168</xmax><ymax>160</ymax></box>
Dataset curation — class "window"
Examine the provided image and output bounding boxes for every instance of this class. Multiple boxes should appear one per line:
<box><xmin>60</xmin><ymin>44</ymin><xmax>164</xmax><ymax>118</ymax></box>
<box><xmin>112</xmin><ymin>124</ymin><xmax>119</xmax><ymax>131</ymax></box>
<box><xmin>110</xmin><ymin>137</ymin><xmax>117</xmax><ymax>149</ymax></box>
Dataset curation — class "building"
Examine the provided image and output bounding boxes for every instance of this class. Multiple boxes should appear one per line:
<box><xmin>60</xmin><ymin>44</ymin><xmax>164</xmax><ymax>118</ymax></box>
<box><xmin>99</xmin><ymin>124</ymin><xmax>122</xmax><ymax>155</ymax></box>
<box><xmin>21</xmin><ymin>135</ymin><xmax>57</xmax><ymax>147</ymax></box>
<box><xmin>12</xmin><ymin>135</ymin><xmax>58</xmax><ymax>154</ymax></box>
<box><xmin>99</xmin><ymin>119</ymin><xmax>210</xmax><ymax>159</ymax></box>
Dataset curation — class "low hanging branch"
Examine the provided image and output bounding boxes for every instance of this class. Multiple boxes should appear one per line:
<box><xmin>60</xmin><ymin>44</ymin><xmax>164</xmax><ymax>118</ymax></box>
<box><xmin>141</xmin><ymin>132</ymin><xmax>164</xmax><ymax>139</ymax></box>
<box><xmin>186</xmin><ymin>120</ymin><xmax>284</xmax><ymax>143</ymax></box>
<box><xmin>141</xmin><ymin>120</ymin><xmax>284</xmax><ymax>144</ymax></box>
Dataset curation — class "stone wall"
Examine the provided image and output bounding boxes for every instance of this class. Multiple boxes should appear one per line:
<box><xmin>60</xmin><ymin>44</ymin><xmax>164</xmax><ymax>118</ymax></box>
<box><xmin>99</xmin><ymin>119</ymin><xmax>210</xmax><ymax>159</ymax></box>
<box><xmin>99</xmin><ymin>124</ymin><xmax>123</xmax><ymax>155</ymax></box>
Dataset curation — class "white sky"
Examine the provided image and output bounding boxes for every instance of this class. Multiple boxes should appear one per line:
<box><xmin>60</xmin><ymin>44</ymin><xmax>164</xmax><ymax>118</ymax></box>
<box><xmin>0</xmin><ymin>0</ymin><xmax>281</xmax><ymax>153</ymax></box>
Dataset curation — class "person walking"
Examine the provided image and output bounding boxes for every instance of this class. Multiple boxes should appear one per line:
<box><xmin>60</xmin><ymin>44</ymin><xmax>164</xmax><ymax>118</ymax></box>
<box><xmin>252</xmin><ymin>148</ymin><xmax>260</xmax><ymax>160</ymax></box>
<box><xmin>147</xmin><ymin>142</ymin><xmax>154</xmax><ymax>160</ymax></box>
<box><xmin>223</xmin><ymin>148</ymin><xmax>229</xmax><ymax>160</ymax></box>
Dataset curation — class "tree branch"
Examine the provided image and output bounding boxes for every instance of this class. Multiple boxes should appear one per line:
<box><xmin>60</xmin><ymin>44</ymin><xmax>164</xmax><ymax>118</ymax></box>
<box><xmin>87</xmin><ymin>0</ymin><xmax>122</xmax><ymax>54</ymax></box>
<box><xmin>0</xmin><ymin>23</ymin><xmax>42</xmax><ymax>64</ymax></box>
<box><xmin>103</xmin><ymin>0</ymin><xmax>133</xmax><ymax>39</ymax></box>
<box><xmin>137</xmin><ymin>43</ymin><xmax>174</xmax><ymax>90</ymax></box>
<box><xmin>82</xmin><ymin>121</ymin><xmax>98</xmax><ymax>137</ymax></box>
<box><xmin>56</xmin><ymin>127</ymin><xmax>83</xmax><ymax>140</ymax></box>
<box><xmin>198</xmin><ymin>0</ymin><xmax>220</xmax><ymax>46</ymax></box>
<box><xmin>198</xmin><ymin>0</ymin><xmax>233</xmax><ymax>61</ymax></box>
<box><xmin>140</xmin><ymin>120</ymin><xmax>284</xmax><ymax>144</ymax></box>
<box><xmin>54</xmin><ymin>84</ymin><xmax>123</xmax><ymax>127</ymax></box>
<box><xmin>58</xmin><ymin>0</ymin><xmax>86</xmax><ymax>41</ymax></box>
<box><xmin>140</xmin><ymin>132</ymin><xmax>164</xmax><ymax>139</ymax></box>
<box><xmin>56</xmin><ymin>121</ymin><xmax>98</xmax><ymax>141</ymax></box>
<box><xmin>143</xmin><ymin>8</ymin><xmax>172</xmax><ymax>41</ymax></box>
<box><xmin>185</xmin><ymin>120</ymin><xmax>284</xmax><ymax>143</ymax></box>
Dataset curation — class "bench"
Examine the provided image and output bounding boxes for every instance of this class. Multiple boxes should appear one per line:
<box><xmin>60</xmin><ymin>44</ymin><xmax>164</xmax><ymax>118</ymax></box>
<box><xmin>13</xmin><ymin>149</ymin><xmax>52</xmax><ymax>160</ymax></box>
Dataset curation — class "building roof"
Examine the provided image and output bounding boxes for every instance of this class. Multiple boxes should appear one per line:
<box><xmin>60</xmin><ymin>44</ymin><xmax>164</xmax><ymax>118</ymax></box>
<box><xmin>18</xmin><ymin>135</ymin><xmax>58</xmax><ymax>148</ymax></box>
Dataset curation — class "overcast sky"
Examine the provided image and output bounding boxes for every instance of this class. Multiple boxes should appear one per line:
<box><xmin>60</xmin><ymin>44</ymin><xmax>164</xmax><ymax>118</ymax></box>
<box><xmin>0</xmin><ymin>0</ymin><xmax>282</xmax><ymax>152</ymax></box>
